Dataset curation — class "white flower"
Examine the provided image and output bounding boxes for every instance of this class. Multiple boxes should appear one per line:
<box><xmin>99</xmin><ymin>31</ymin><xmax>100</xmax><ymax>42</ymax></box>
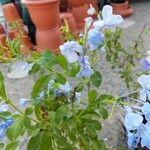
<box><xmin>93</xmin><ymin>5</ymin><xmax>123</xmax><ymax>29</ymax></box>
<box><xmin>60</xmin><ymin>41</ymin><xmax>83</xmax><ymax>63</ymax></box>
<box><xmin>84</xmin><ymin>17</ymin><xmax>93</xmax><ymax>28</ymax></box>
<box><xmin>87</xmin><ymin>4</ymin><xmax>96</xmax><ymax>16</ymax></box>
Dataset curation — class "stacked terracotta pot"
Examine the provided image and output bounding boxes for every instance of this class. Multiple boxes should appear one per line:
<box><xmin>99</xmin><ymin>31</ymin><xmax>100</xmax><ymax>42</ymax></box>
<box><xmin>2</xmin><ymin>3</ymin><xmax>33</xmax><ymax>51</ymax></box>
<box><xmin>111</xmin><ymin>0</ymin><xmax>134</xmax><ymax>17</ymax></box>
<box><xmin>23</xmin><ymin>0</ymin><xmax>62</xmax><ymax>53</ymax></box>
<box><xmin>68</xmin><ymin>0</ymin><xmax>89</xmax><ymax>31</ymax></box>
<box><xmin>0</xmin><ymin>24</ymin><xmax>8</xmax><ymax>57</ymax></box>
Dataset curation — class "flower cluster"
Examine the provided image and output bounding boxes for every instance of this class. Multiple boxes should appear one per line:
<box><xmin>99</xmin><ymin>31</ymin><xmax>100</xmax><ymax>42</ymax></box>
<box><xmin>124</xmin><ymin>74</ymin><xmax>150</xmax><ymax>149</ymax></box>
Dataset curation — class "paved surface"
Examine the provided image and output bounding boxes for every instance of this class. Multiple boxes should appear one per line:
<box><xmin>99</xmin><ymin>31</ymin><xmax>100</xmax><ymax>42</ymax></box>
<box><xmin>0</xmin><ymin>0</ymin><xmax>150</xmax><ymax>149</ymax></box>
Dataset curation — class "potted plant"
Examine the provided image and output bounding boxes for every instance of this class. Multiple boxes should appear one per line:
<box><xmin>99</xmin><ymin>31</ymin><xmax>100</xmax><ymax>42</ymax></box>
<box><xmin>110</xmin><ymin>0</ymin><xmax>134</xmax><ymax>17</ymax></box>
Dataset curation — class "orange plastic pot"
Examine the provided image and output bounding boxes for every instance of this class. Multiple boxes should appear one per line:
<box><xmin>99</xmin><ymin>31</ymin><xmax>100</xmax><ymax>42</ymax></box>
<box><xmin>36</xmin><ymin>27</ymin><xmax>62</xmax><ymax>53</ymax></box>
<box><xmin>23</xmin><ymin>0</ymin><xmax>60</xmax><ymax>30</ymax></box>
<box><xmin>2</xmin><ymin>3</ymin><xmax>21</xmax><ymax>22</ymax></box>
<box><xmin>60</xmin><ymin>12</ymin><xmax>78</xmax><ymax>33</ymax></box>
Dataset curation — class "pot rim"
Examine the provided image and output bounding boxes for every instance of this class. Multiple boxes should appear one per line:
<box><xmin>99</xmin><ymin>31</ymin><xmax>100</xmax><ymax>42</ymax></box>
<box><xmin>22</xmin><ymin>0</ymin><xmax>59</xmax><ymax>5</ymax></box>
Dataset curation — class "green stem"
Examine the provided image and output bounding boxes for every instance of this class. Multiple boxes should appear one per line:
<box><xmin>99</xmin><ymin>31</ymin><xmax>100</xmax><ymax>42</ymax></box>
<box><xmin>3</xmin><ymin>97</ymin><xmax>38</xmax><ymax>123</ymax></box>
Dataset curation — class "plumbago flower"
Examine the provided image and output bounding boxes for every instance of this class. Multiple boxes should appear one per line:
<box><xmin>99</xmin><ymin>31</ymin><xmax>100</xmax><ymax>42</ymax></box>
<box><xmin>60</xmin><ymin>41</ymin><xmax>83</xmax><ymax>63</ymax></box>
<box><xmin>87</xmin><ymin>4</ymin><xmax>96</xmax><ymax>16</ymax></box>
<box><xmin>137</xmin><ymin>74</ymin><xmax>150</xmax><ymax>101</ymax></box>
<box><xmin>77</xmin><ymin>56</ymin><xmax>94</xmax><ymax>78</ymax></box>
<box><xmin>141</xmin><ymin>57</ymin><xmax>150</xmax><ymax>70</ymax></box>
<box><xmin>84</xmin><ymin>17</ymin><xmax>93</xmax><ymax>28</ymax></box>
<box><xmin>93</xmin><ymin>5</ymin><xmax>123</xmax><ymax>29</ymax></box>
<box><xmin>123</xmin><ymin>74</ymin><xmax>150</xmax><ymax>149</ymax></box>
<box><xmin>87</xmin><ymin>28</ymin><xmax>103</xmax><ymax>50</ymax></box>
<box><xmin>0</xmin><ymin>119</ymin><xmax>14</xmax><ymax>139</ymax></box>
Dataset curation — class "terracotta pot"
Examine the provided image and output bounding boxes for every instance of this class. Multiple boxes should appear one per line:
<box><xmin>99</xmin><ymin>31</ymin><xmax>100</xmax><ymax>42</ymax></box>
<box><xmin>111</xmin><ymin>0</ymin><xmax>134</xmax><ymax>17</ymax></box>
<box><xmin>36</xmin><ymin>27</ymin><xmax>62</xmax><ymax>53</ymax></box>
<box><xmin>71</xmin><ymin>4</ymin><xmax>89</xmax><ymax>31</ymax></box>
<box><xmin>60</xmin><ymin>0</ymin><xmax>68</xmax><ymax>12</ymax></box>
<box><xmin>23</xmin><ymin>0</ymin><xmax>62</xmax><ymax>52</ymax></box>
<box><xmin>2</xmin><ymin>3</ymin><xmax>21</xmax><ymax>22</ymax></box>
<box><xmin>60</xmin><ymin>12</ymin><xmax>78</xmax><ymax>33</ymax></box>
<box><xmin>0</xmin><ymin>24</ymin><xmax>4</xmax><ymax>34</ymax></box>
<box><xmin>68</xmin><ymin>0</ymin><xmax>86</xmax><ymax>8</ymax></box>
<box><xmin>0</xmin><ymin>34</ymin><xmax>6</xmax><ymax>47</ymax></box>
<box><xmin>87</xmin><ymin>0</ymin><xmax>99</xmax><ymax>10</ymax></box>
<box><xmin>23</xmin><ymin>0</ymin><xmax>60</xmax><ymax>30</ymax></box>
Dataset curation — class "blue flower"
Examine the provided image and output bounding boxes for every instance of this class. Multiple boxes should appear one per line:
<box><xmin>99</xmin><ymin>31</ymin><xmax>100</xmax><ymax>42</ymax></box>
<box><xmin>88</xmin><ymin>29</ymin><xmax>103</xmax><ymax>50</ymax></box>
<box><xmin>77</xmin><ymin>56</ymin><xmax>94</xmax><ymax>78</ymax></box>
<box><xmin>87</xmin><ymin>4</ymin><xmax>96</xmax><ymax>16</ymax></box>
<box><xmin>60</xmin><ymin>41</ymin><xmax>83</xmax><ymax>63</ymax></box>
<box><xmin>93</xmin><ymin>5</ymin><xmax>123</xmax><ymax>29</ymax></box>
<box><xmin>141</xmin><ymin>57</ymin><xmax>150</xmax><ymax>70</ymax></box>
<box><xmin>140</xmin><ymin>122</ymin><xmax>150</xmax><ymax>149</ymax></box>
<box><xmin>19</xmin><ymin>98</ymin><xmax>28</xmax><ymax>107</ymax></box>
<box><xmin>54</xmin><ymin>90</ymin><xmax>61</xmax><ymax>97</ymax></box>
<box><xmin>39</xmin><ymin>91</ymin><xmax>45</xmax><ymax>100</ymax></box>
<box><xmin>127</xmin><ymin>132</ymin><xmax>140</xmax><ymax>149</ymax></box>
<box><xmin>141</xmin><ymin>102</ymin><xmax>150</xmax><ymax>121</ymax></box>
<box><xmin>124</xmin><ymin>111</ymin><xmax>150</xmax><ymax>149</ymax></box>
<box><xmin>137</xmin><ymin>74</ymin><xmax>150</xmax><ymax>101</ymax></box>
<box><xmin>0</xmin><ymin>118</ymin><xmax>14</xmax><ymax>140</ymax></box>
<box><xmin>54</xmin><ymin>82</ymin><xmax>72</xmax><ymax>97</ymax></box>
<box><xmin>48</xmin><ymin>80</ymin><xmax>55</xmax><ymax>90</ymax></box>
<box><xmin>124</xmin><ymin>112</ymin><xmax>143</xmax><ymax>131</ymax></box>
<box><xmin>59</xmin><ymin>82</ymin><xmax>72</xmax><ymax>96</ymax></box>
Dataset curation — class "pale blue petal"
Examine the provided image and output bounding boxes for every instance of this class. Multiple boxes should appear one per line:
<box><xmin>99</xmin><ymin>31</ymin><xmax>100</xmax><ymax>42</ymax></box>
<box><xmin>124</xmin><ymin>113</ymin><xmax>143</xmax><ymax>131</ymax></box>
<box><xmin>141</xmin><ymin>124</ymin><xmax>150</xmax><ymax>149</ymax></box>
<box><xmin>140</xmin><ymin>89</ymin><xmax>147</xmax><ymax>102</ymax></box>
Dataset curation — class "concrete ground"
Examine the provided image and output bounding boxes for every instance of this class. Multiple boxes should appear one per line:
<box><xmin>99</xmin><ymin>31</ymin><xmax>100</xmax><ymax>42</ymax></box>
<box><xmin>0</xmin><ymin>0</ymin><xmax>150</xmax><ymax>149</ymax></box>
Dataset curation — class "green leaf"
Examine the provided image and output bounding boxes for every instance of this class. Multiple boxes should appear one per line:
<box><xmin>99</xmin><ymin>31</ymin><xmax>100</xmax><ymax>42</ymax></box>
<box><xmin>88</xmin><ymin>90</ymin><xmax>97</xmax><ymax>103</ymax></box>
<box><xmin>25</xmin><ymin>107</ymin><xmax>33</xmax><ymax>115</ymax></box>
<box><xmin>68</xmin><ymin>62</ymin><xmax>80</xmax><ymax>77</ymax></box>
<box><xmin>0</xmin><ymin>143</ymin><xmax>4</xmax><ymax>149</ymax></box>
<box><xmin>90</xmin><ymin>71</ymin><xmax>102</xmax><ymax>87</ymax></box>
<box><xmin>54</xmin><ymin>73</ymin><xmax>66</xmax><ymax>85</ymax></box>
<box><xmin>32</xmin><ymin>75</ymin><xmax>50</xmax><ymax>99</ymax></box>
<box><xmin>99</xmin><ymin>107</ymin><xmax>108</xmax><ymax>119</ymax></box>
<box><xmin>98</xmin><ymin>94</ymin><xmax>114</xmax><ymax>103</ymax></box>
<box><xmin>85</xmin><ymin>120</ymin><xmax>102</xmax><ymax>130</ymax></box>
<box><xmin>34</xmin><ymin>104</ymin><xmax>41</xmax><ymax>120</ymax></box>
<box><xmin>39</xmin><ymin>50</ymin><xmax>57</xmax><ymax>66</ymax></box>
<box><xmin>6</xmin><ymin>116</ymin><xmax>24</xmax><ymax>141</ymax></box>
<box><xmin>6</xmin><ymin>142</ymin><xmax>17</xmax><ymax>150</ymax></box>
<box><xmin>29</xmin><ymin>63</ymin><xmax>40</xmax><ymax>75</ymax></box>
<box><xmin>0</xmin><ymin>71</ymin><xmax>7</xmax><ymax>99</ymax></box>
<box><xmin>55</xmin><ymin>105</ymin><xmax>69</xmax><ymax>126</ymax></box>
<box><xmin>76</xmin><ymin>82</ymin><xmax>84</xmax><ymax>92</ymax></box>
<box><xmin>86</xmin><ymin>126</ymin><xmax>97</xmax><ymax>138</ymax></box>
<box><xmin>27</xmin><ymin>132</ymin><xmax>52</xmax><ymax>150</ymax></box>
<box><xmin>57</xmin><ymin>54</ymin><xmax>68</xmax><ymax>71</ymax></box>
